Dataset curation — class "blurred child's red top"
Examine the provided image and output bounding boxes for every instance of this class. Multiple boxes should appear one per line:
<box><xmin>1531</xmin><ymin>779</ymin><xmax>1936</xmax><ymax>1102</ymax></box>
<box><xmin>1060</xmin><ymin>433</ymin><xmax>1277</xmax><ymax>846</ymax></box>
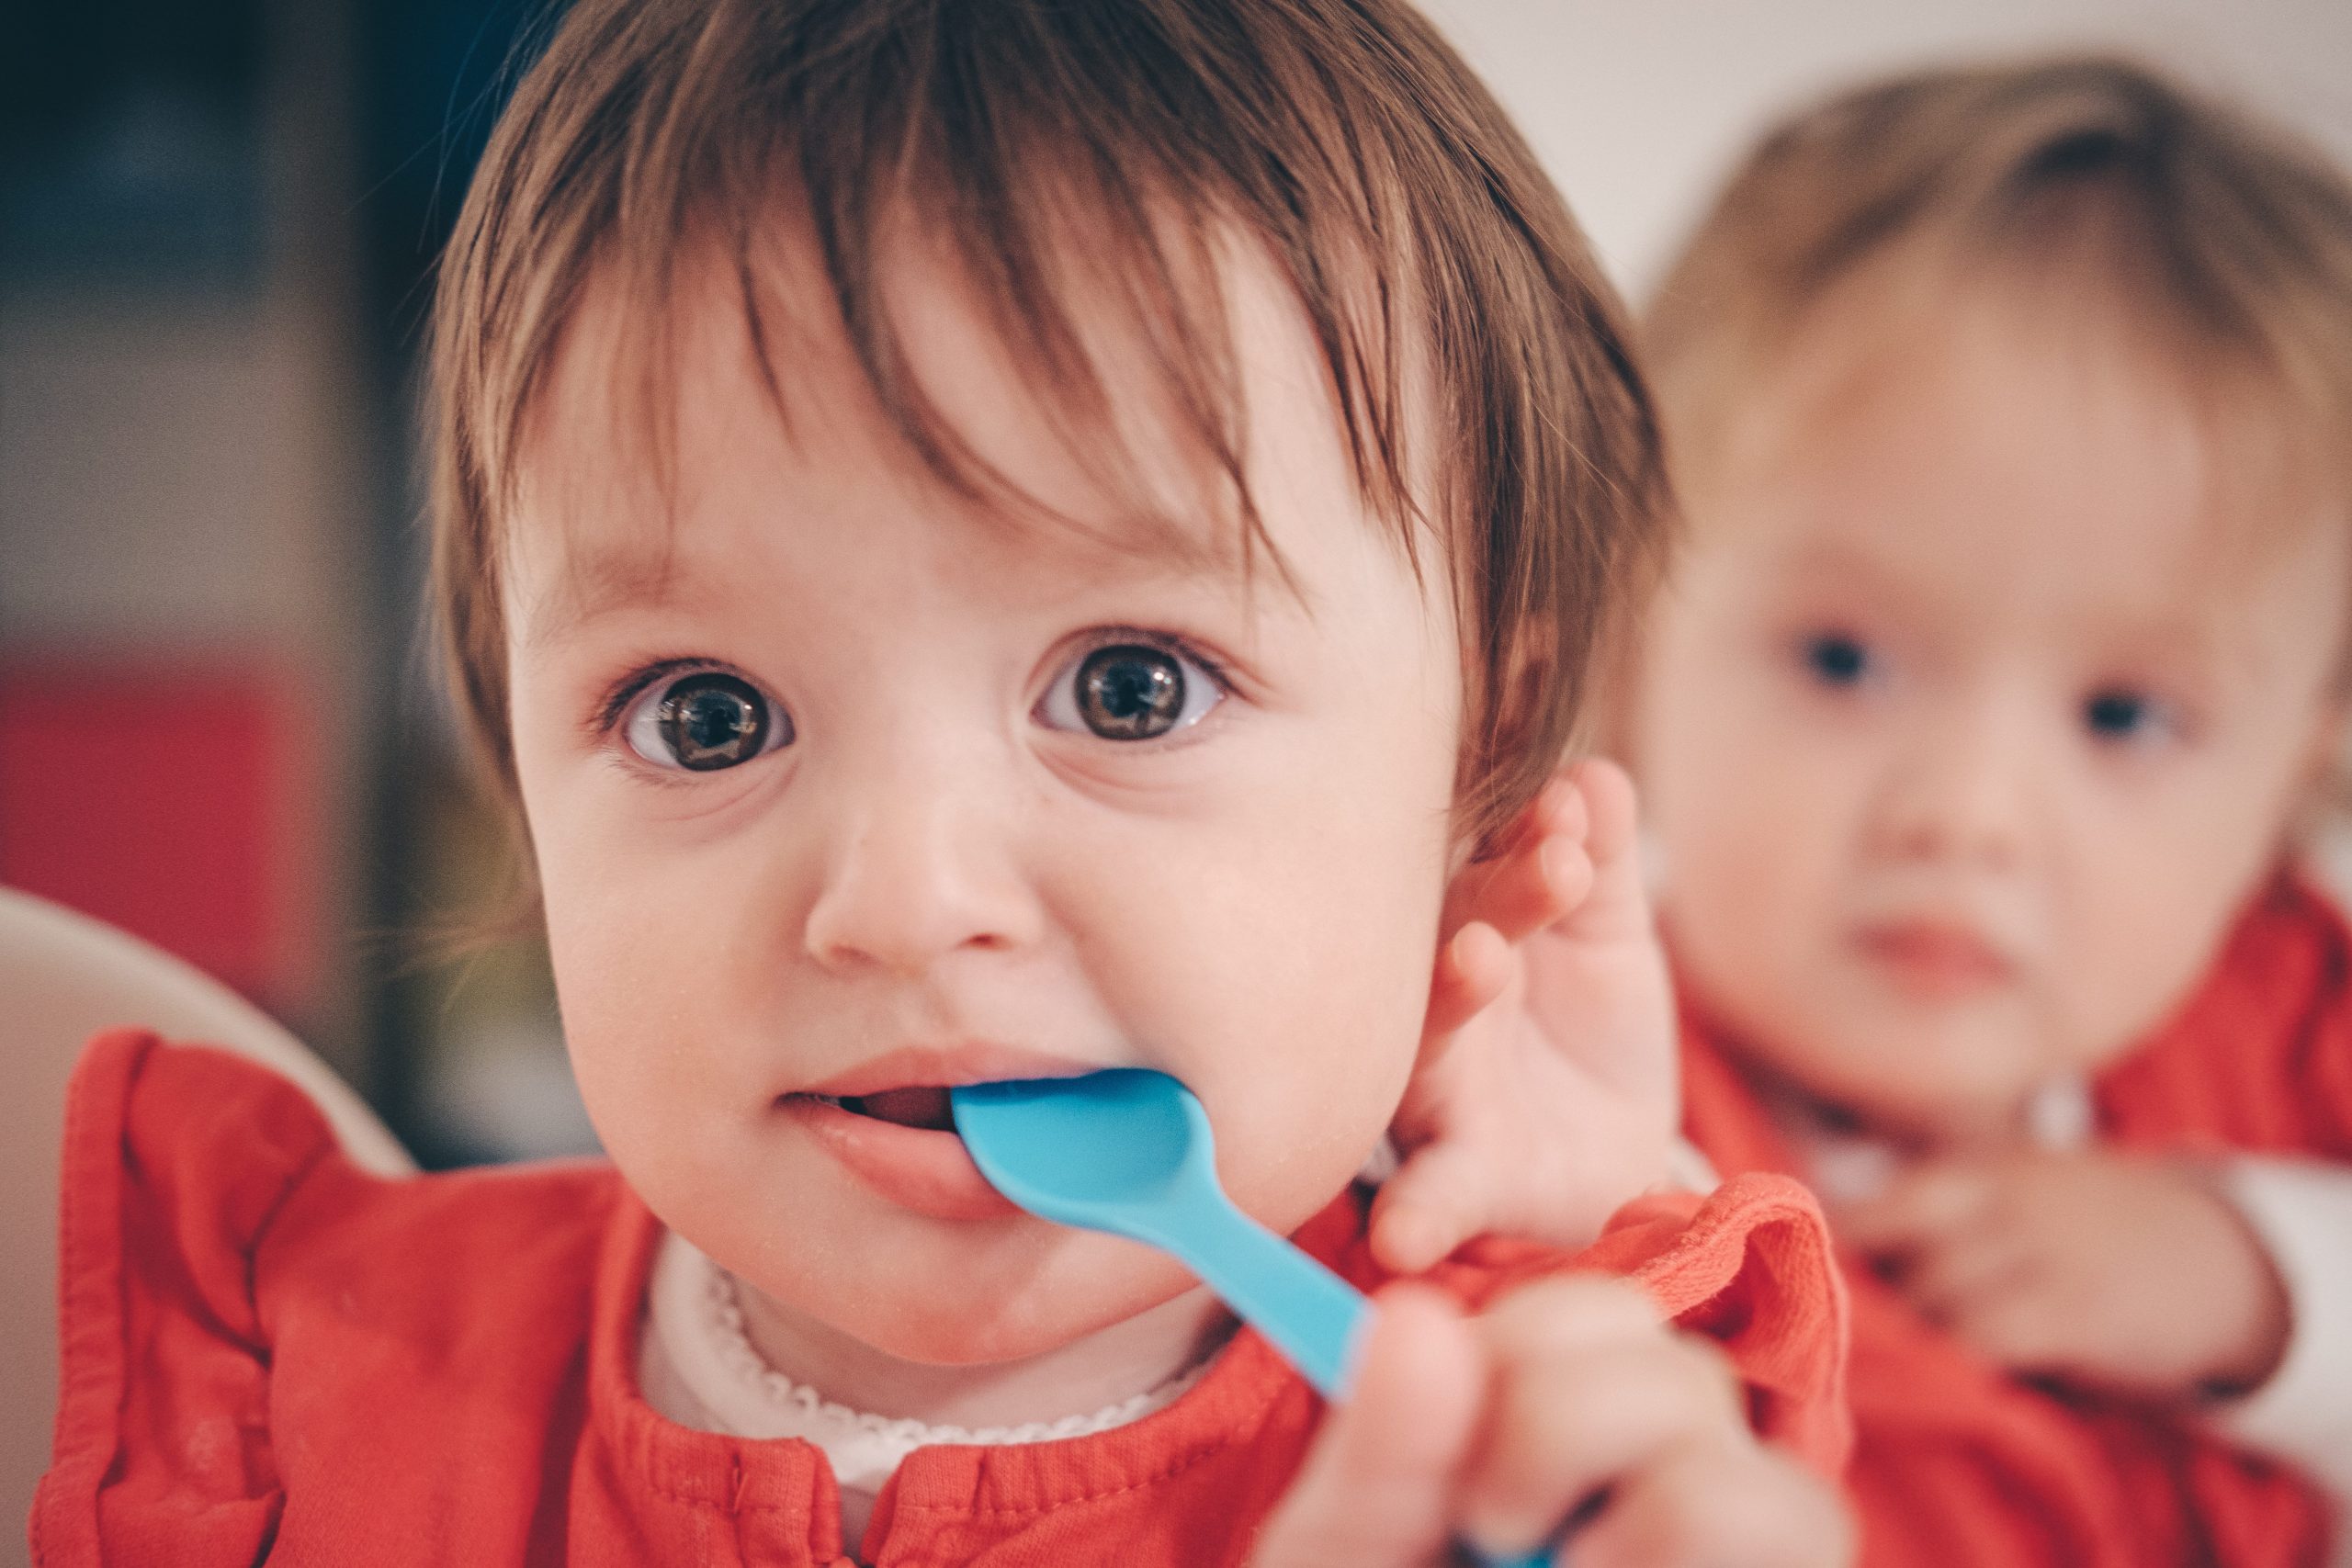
<box><xmin>1682</xmin><ymin>872</ymin><xmax>2352</xmax><ymax>1568</ymax></box>
<box><xmin>37</xmin><ymin>1031</ymin><xmax>1849</xmax><ymax>1568</ymax></box>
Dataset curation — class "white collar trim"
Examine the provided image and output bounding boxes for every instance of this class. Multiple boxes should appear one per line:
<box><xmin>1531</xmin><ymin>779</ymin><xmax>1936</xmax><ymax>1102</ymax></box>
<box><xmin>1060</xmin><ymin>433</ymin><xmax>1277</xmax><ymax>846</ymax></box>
<box><xmin>641</xmin><ymin>1228</ymin><xmax>1213</xmax><ymax>1492</ymax></box>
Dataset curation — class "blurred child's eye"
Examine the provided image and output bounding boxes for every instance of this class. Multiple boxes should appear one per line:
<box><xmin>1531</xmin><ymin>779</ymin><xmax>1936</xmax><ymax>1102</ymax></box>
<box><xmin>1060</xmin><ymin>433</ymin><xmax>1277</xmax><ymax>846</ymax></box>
<box><xmin>622</xmin><ymin>671</ymin><xmax>792</xmax><ymax>771</ymax></box>
<box><xmin>2082</xmin><ymin>687</ymin><xmax>2173</xmax><ymax>744</ymax></box>
<box><xmin>1802</xmin><ymin>632</ymin><xmax>1873</xmax><ymax>688</ymax></box>
<box><xmin>1038</xmin><ymin>641</ymin><xmax>1226</xmax><ymax>741</ymax></box>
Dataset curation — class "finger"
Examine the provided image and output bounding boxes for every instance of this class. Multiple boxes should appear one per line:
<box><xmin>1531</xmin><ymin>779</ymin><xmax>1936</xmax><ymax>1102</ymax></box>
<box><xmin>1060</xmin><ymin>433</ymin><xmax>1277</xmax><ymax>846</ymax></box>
<box><xmin>1478</xmin><ymin>1271</ymin><xmax>1673</xmax><ymax>1360</ymax></box>
<box><xmin>1546</xmin><ymin>759</ymin><xmax>1653</xmax><ymax>947</ymax></box>
<box><xmin>1514</xmin><ymin>770</ymin><xmax>1588</xmax><ymax>852</ymax></box>
<box><xmin>1837</xmin><ymin>1163</ymin><xmax>1996</xmax><ymax>1256</ymax></box>
<box><xmin>1458</xmin><ymin>1278</ymin><xmax>1743</xmax><ymax>1557</ymax></box>
<box><xmin>1900</xmin><ymin>1233</ymin><xmax>2035</xmax><ymax>1326</ymax></box>
<box><xmin>1250</xmin><ymin>1287</ymin><xmax>1484</xmax><ymax>1568</ymax></box>
<box><xmin>1421</xmin><ymin>919</ymin><xmax>1515</xmax><ymax>1043</ymax></box>
<box><xmin>1453</xmin><ymin>773</ymin><xmax>1583</xmax><ymax>892</ymax></box>
<box><xmin>1574</xmin><ymin>1438</ymin><xmax>1856</xmax><ymax>1568</ymax></box>
<box><xmin>1369</xmin><ymin>1139</ymin><xmax>1498</xmax><ymax>1273</ymax></box>
<box><xmin>1568</xmin><ymin>757</ymin><xmax>1638</xmax><ymax>865</ymax></box>
<box><xmin>1946</xmin><ymin>1274</ymin><xmax>2071</xmax><ymax>1373</ymax></box>
<box><xmin>1449</xmin><ymin>799</ymin><xmax>1594</xmax><ymax>945</ymax></box>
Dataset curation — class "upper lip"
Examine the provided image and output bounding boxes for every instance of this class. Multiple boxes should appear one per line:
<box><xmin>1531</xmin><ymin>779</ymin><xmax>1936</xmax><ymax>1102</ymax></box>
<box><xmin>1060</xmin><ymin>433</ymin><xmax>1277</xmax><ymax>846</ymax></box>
<box><xmin>795</xmin><ymin>1043</ymin><xmax>1101</xmax><ymax>1100</ymax></box>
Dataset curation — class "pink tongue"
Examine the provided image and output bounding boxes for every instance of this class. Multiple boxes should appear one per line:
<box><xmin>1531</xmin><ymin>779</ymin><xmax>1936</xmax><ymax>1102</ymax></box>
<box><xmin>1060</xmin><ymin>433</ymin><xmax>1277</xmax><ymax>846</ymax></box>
<box><xmin>851</xmin><ymin>1087</ymin><xmax>956</xmax><ymax>1131</ymax></box>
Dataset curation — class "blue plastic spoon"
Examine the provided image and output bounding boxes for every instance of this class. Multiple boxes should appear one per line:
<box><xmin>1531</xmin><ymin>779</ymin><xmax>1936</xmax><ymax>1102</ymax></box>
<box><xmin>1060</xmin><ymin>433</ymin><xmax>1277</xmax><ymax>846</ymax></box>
<box><xmin>952</xmin><ymin>1068</ymin><xmax>1553</xmax><ymax>1568</ymax></box>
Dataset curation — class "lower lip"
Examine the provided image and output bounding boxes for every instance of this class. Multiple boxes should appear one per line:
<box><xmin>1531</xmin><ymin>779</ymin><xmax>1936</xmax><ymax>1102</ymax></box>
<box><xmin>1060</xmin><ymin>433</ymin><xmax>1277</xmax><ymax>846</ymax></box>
<box><xmin>1855</xmin><ymin>926</ymin><xmax>2013</xmax><ymax>1001</ymax></box>
<box><xmin>780</xmin><ymin>1096</ymin><xmax>1021</xmax><ymax>1222</ymax></box>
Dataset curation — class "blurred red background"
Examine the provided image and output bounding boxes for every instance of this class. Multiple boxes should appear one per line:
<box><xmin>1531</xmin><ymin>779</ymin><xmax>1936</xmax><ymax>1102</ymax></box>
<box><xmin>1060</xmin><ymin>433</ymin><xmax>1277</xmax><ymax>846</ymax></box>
<box><xmin>0</xmin><ymin>660</ymin><xmax>317</xmax><ymax>1010</ymax></box>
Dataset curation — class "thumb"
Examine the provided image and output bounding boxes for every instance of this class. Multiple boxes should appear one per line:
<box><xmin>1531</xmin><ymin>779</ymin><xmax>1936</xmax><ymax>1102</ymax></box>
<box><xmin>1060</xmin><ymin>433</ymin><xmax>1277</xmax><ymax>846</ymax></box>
<box><xmin>1250</xmin><ymin>1287</ymin><xmax>1485</xmax><ymax>1568</ymax></box>
<box><xmin>1369</xmin><ymin>1139</ymin><xmax>1498</xmax><ymax>1274</ymax></box>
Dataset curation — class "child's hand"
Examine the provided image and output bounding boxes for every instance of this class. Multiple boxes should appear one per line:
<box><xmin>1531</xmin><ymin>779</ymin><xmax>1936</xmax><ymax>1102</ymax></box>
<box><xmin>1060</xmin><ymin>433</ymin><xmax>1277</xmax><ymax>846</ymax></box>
<box><xmin>1373</xmin><ymin>760</ymin><xmax>1680</xmax><ymax>1272</ymax></box>
<box><xmin>1839</xmin><ymin>1149</ymin><xmax>2291</xmax><ymax>1402</ymax></box>
<box><xmin>1250</xmin><ymin>1276</ymin><xmax>1852</xmax><ymax>1568</ymax></box>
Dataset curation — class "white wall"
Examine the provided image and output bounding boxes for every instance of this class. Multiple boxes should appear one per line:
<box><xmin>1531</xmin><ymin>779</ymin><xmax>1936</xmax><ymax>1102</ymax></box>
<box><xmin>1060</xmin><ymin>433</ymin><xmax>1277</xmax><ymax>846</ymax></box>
<box><xmin>1422</xmin><ymin>0</ymin><xmax>2352</xmax><ymax>295</ymax></box>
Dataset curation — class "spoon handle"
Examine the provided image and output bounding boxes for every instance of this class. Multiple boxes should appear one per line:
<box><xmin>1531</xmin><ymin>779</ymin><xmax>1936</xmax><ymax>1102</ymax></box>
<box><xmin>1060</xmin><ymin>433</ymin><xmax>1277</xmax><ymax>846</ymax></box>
<box><xmin>1159</xmin><ymin>1198</ymin><xmax>1555</xmax><ymax>1568</ymax></box>
<box><xmin>1156</xmin><ymin>1192</ymin><xmax>1369</xmax><ymax>1398</ymax></box>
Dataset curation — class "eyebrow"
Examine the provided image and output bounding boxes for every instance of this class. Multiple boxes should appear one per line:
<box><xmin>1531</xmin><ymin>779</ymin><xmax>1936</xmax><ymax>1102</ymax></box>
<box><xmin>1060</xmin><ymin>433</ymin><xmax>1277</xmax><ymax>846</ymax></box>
<box><xmin>524</xmin><ymin>542</ymin><xmax>690</xmax><ymax>649</ymax></box>
<box><xmin>522</xmin><ymin>505</ymin><xmax>1284</xmax><ymax>651</ymax></box>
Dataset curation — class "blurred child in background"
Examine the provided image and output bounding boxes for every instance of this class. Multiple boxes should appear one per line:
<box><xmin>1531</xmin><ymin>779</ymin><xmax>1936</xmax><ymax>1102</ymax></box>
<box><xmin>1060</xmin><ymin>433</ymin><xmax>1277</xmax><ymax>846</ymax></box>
<box><xmin>1629</xmin><ymin>55</ymin><xmax>2352</xmax><ymax>1567</ymax></box>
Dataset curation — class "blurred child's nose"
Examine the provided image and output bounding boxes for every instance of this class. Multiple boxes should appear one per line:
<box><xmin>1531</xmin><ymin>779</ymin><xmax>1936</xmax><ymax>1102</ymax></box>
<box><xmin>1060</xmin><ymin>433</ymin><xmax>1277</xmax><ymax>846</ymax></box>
<box><xmin>1867</xmin><ymin>692</ymin><xmax>2038</xmax><ymax>872</ymax></box>
<box><xmin>799</xmin><ymin>738</ymin><xmax>1044</xmax><ymax>977</ymax></box>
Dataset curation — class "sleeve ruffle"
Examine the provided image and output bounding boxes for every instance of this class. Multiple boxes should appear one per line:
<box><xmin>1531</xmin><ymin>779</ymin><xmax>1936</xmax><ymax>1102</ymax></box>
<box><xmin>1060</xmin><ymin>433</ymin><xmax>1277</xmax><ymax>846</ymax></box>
<box><xmin>34</xmin><ymin>1029</ymin><xmax>340</xmax><ymax>1567</ymax></box>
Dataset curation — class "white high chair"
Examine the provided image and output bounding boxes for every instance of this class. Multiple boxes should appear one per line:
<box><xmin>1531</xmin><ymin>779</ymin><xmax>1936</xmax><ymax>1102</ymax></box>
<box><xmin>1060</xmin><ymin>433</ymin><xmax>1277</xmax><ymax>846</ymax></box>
<box><xmin>0</xmin><ymin>886</ymin><xmax>413</xmax><ymax>1567</ymax></box>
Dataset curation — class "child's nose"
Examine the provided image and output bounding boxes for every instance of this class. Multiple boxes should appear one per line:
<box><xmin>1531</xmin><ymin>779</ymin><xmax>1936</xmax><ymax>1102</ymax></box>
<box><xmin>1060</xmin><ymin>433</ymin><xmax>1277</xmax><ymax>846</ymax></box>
<box><xmin>799</xmin><ymin>752</ymin><xmax>1045</xmax><ymax>977</ymax></box>
<box><xmin>1871</xmin><ymin>707</ymin><xmax>2037</xmax><ymax>871</ymax></box>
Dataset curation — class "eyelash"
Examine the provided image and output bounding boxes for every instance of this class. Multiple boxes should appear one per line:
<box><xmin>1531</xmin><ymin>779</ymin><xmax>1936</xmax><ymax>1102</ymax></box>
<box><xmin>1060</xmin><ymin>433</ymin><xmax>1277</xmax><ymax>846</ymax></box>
<box><xmin>591</xmin><ymin>656</ymin><xmax>733</xmax><ymax>739</ymax></box>
<box><xmin>1061</xmin><ymin>627</ymin><xmax>1238</xmax><ymax>696</ymax></box>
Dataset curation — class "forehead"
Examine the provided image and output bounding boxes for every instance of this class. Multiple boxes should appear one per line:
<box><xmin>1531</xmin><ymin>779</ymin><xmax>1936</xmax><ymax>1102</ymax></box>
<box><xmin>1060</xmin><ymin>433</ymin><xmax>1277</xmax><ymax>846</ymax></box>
<box><xmin>504</xmin><ymin>223</ymin><xmax>1408</xmax><ymax>645</ymax></box>
<box><xmin>1708</xmin><ymin>274</ymin><xmax>2347</xmax><ymax>654</ymax></box>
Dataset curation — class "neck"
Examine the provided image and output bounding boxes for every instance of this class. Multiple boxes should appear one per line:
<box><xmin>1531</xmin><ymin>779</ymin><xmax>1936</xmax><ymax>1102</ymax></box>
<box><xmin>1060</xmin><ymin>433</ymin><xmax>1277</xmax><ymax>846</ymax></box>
<box><xmin>729</xmin><ymin>1278</ymin><xmax>1235</xmax><ymax>1431</ymax></box>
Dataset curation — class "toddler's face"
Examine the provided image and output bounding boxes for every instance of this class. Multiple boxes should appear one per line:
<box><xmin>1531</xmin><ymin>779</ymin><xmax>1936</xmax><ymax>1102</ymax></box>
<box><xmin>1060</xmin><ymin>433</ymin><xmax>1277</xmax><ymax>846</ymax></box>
<box><xmin>502</xmin><ymin>243</ymin><xmax>1463</xmax><ymax>1364</ymax></box>
<box><xmin>1637</xmin><ymin>283</ymin><xmax>2349</xmax><ymax>1143</ymax></box>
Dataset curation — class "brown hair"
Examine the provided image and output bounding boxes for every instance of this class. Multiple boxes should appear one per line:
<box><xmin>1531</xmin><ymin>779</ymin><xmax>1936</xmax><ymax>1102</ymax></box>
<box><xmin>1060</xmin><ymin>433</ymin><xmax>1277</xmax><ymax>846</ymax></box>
<box><xmin>1645</xmin><ymin>54</ymin><xmax>2352</xmax><ymax>519</ymax></box>
<box><xmin>430</xmin><ymin>0</ymin><xmax>1666</xmax><ymax>855</ymax></box>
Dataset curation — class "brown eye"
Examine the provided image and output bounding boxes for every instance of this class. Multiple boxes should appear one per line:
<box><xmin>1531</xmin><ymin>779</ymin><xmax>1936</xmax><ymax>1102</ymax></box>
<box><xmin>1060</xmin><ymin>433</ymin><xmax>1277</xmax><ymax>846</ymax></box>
<box><xmin>1039</xmin><ymin>641</ymin><xmax>1222</xmax><ymax>741</ymax></box>
<box><xmin>623</xmin><ymin>671</ymin><xmax>790</xmax><ymax>771</ymax></box>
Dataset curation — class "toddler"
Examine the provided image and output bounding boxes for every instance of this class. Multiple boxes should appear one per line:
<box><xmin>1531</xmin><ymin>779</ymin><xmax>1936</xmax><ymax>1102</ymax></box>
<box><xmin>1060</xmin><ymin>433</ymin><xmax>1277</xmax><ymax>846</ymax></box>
<box><xmin>38</xmin><ymin>2</ymin><xmax>1851</xmax><ymax>1564</ymax></box>
<box><xmin>1629</xmin><ymin>55</ymin><xmax>2352</xmax><ymax>1568</ymax></box>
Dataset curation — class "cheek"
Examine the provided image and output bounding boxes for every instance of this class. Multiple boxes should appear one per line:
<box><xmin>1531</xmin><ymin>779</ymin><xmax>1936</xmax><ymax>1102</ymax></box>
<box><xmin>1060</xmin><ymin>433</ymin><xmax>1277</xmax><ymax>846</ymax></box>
<box><xmin>1651</xmin><ymin>687</ymin><xmax>1860</xmax><ymax>921</ymax></box>
<box><xmin>538</xmin><ymin>886</ymin><xmax>699</xmax><ymax>1157</ymax></box>
<box><xmin>521</xmin><ymin>775</ymin><xmax>770</xmax><ymax>1165</ymax></box>
<box><xmin>1144</xmin><ymin>897</ymin><xmax>1424</xmax><ymax>1225</ymax></box>
<box><xmin>2051</xmin><ymin>787</ymin><xmax>2288</xmax><ymax>1057</ymax></box>
<box><xmin>1061</xmin><ymin>748</ymin><xmax>1450</xmax><ymax>1226</ymax></box>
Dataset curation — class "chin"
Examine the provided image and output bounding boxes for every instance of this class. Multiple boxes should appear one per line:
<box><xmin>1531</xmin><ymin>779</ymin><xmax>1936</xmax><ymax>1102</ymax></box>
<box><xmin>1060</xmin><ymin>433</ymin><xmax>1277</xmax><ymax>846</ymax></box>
<box><xmin>798</xmin><ymin>1236</ymin><xmax>1204</xmax><ymax>1368</ymax></box>
<box><xmin>1813</xmin><ymin>1034</ymin><xmax>2045</xmax><ymax>1139</ymax></box>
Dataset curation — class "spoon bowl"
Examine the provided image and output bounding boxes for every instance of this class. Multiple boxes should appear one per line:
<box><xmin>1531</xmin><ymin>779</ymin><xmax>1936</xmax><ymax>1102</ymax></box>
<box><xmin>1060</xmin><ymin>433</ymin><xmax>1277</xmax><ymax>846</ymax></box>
<box><xmin>952</xmin><ymin>1068</ymin><xmax>1203</xmax><ymax>1216</ymax></box>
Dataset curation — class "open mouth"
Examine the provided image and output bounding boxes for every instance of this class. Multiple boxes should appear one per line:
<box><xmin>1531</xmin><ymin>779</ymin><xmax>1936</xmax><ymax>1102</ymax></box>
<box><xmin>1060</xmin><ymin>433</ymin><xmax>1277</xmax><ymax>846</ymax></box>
<box><xmin>782</xmin><ymin>1081</ymin><xmax>1015</xmax><ymax>1221</ymax></box>
<box><xmin>798</xmin><ymin>1086</ymin><xmax>956</xmax><ymax>1132</ymax></box>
